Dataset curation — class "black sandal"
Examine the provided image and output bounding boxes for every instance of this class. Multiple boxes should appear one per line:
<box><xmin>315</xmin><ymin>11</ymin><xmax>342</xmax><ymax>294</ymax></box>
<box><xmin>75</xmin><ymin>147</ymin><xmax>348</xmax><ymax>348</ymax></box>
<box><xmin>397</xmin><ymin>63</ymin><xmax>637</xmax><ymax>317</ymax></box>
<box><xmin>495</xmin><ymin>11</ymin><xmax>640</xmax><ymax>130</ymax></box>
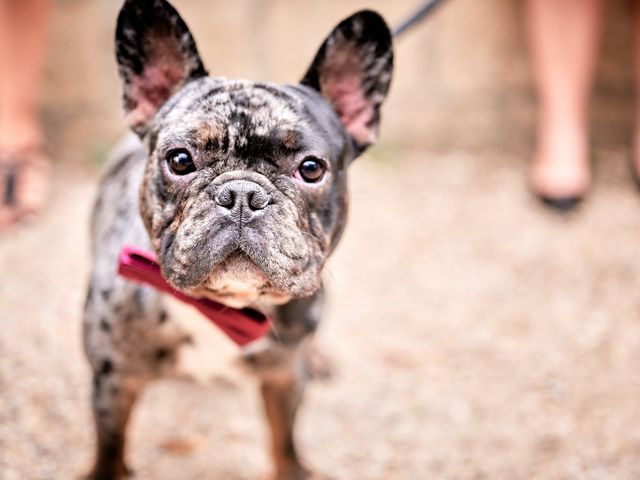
<box><xmin>0</xmin><ymin>146</ymin><xmax>51</xmax><ymax>228</ymax></box>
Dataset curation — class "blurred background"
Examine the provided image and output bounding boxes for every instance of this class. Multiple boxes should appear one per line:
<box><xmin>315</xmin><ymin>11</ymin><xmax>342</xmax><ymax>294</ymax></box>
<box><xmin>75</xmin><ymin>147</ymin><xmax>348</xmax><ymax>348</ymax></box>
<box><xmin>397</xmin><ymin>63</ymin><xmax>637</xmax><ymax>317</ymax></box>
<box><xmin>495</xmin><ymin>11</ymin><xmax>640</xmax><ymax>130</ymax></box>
<box><xmin>2</xmin><ymin>0</ymin><xmax>640</xmax><ymax>478</ymax></box>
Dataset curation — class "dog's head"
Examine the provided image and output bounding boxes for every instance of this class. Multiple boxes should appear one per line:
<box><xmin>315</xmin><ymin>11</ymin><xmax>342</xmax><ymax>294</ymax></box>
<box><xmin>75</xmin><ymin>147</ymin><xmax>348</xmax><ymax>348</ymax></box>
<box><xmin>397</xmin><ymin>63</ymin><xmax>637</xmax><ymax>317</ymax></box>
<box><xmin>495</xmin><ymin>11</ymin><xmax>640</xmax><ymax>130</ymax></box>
<box><xmin>115</xmin><ymin>0</ymin><xmax>393</xmax><ymax>307</ymax></box>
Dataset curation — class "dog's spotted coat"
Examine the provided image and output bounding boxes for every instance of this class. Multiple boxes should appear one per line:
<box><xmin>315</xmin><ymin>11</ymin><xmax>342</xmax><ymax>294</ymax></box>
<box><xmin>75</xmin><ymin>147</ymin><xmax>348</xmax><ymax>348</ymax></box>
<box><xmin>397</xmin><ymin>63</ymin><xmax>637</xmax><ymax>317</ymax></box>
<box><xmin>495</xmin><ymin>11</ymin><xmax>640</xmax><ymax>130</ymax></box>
<box><xmin>83</xmin><ymin>1</ymin><xmax>393</xmax><ymax>478</ymax></box>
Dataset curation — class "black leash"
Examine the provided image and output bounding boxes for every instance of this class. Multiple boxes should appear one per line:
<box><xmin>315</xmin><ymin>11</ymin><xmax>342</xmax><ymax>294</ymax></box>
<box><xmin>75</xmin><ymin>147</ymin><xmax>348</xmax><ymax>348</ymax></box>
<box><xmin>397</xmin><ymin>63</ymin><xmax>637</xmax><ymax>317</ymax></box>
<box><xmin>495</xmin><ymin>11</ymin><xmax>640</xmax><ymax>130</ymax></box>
<box><xmin>393</xmin><ymin>0</ymin><xmax>448</xmax><ymax>37</ymax></box>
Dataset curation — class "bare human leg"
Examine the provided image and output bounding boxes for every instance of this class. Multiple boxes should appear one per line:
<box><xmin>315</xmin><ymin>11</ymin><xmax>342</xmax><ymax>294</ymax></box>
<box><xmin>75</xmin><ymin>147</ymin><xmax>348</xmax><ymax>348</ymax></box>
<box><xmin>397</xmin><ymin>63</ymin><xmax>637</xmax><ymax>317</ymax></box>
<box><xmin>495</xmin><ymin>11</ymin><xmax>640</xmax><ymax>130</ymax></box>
<box><xmin>632</xmin><ymin>0</ymin><xmax>640</xmax><ymax>178</ymax></box>
<box><xmin>524</xmin><ymin>0</ymin><xmax>604</xmax><ymax>210</ymax></box>
<box><xmin>0</xmin><ymin>0</ymin><xmax>51</xmax><ymax>229</ymax></box>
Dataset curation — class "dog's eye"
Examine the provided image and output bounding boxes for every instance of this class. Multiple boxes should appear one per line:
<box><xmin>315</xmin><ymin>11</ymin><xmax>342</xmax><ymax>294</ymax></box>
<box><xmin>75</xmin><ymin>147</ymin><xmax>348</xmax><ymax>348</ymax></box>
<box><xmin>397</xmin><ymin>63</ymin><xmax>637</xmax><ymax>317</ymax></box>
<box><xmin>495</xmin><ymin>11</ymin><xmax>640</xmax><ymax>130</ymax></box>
<box><xmin>166</xmin><ymin>149</ymin><xmax>196</xmax><ymax>175</ymax></box>
<box><xmin>297</xmin><ymin>157</ymin><xmax>326</xmax><ymax>183</ymax></box>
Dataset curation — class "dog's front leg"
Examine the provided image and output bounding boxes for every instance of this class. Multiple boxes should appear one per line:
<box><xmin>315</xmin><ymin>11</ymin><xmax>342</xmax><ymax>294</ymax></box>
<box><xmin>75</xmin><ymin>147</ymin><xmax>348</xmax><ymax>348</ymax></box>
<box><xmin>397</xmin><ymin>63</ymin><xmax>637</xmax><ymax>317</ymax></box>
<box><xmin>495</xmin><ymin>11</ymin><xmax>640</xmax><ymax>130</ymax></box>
<box><xmin>83</xmin><ymin>277</ymin><xmax>180</xmax><ymax>480</ymax></box>
<box><xmin>88</xmin><ymin>372</ymin><xmax>140</xmax><ymax>480</ymax></box>
<box><xmin>245</xmin><ymin>292</ymin><xmax>328</xmax><ymax>480</ymax></box>
<box><xmin>261</xmin><ymin>363</ymin><xmax>308</xmax><ymax>480</ymax></box>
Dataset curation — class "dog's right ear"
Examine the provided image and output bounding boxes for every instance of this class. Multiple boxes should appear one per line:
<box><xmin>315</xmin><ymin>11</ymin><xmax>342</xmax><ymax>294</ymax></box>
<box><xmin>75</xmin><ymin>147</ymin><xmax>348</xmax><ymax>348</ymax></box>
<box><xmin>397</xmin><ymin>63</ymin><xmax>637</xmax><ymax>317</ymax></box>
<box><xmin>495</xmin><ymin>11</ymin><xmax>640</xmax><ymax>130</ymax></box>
<box><xmin>115</xmin><ymin>0</ymin><xmax>207</xmax><ymax>136</ymax></box>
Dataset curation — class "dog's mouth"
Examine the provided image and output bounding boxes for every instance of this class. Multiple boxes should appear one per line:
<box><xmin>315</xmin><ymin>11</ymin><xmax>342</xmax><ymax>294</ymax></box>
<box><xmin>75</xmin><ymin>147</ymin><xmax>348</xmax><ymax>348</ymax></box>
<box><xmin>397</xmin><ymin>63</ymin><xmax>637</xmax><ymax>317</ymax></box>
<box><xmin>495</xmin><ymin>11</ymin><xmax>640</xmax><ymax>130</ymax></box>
<box><xmin>187</xmin><ymin>250</ymin><xmax>291</xmax><ymax>308</ymax></box>
<box><xmin>161</xmin><ymin>207</ymin><xmax>322</xmax><ymax>305</ymax></box>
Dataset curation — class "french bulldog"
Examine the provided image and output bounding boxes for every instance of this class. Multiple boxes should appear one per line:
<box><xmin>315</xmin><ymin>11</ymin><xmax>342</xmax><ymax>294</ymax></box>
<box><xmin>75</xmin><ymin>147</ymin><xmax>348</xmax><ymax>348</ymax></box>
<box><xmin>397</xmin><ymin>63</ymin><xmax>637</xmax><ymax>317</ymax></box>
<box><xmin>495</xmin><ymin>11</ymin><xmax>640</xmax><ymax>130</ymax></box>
<box><xmin>83</xmin><ymin>0</ymin><xmax>393</xmax><ymax>478</ymax></box>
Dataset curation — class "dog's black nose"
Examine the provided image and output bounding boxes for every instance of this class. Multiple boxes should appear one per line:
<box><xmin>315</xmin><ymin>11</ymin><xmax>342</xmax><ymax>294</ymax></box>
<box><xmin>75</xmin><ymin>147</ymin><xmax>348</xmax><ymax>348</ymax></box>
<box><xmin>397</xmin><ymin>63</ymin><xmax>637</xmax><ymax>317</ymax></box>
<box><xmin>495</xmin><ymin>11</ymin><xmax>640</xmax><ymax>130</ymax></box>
<box><xmin>214</xmin><ymin>180</ymin><xmax>270</xmax><ymax>217</ymax></box>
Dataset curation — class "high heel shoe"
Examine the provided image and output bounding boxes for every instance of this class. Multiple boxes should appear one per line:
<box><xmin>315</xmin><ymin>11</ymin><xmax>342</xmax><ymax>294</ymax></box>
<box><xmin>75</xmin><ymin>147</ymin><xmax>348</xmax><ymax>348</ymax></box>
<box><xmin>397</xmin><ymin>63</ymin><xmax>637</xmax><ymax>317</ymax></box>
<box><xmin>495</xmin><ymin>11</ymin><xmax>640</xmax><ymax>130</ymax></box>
<box><xmin>530</xmin><ymin>150</ymin><xmax>593</xmax><ymax>214</ymax></box>
<box><xmin>537</xmin><ymin>195</ymin><xmax>583</xmax><ymax>213</ymax></box>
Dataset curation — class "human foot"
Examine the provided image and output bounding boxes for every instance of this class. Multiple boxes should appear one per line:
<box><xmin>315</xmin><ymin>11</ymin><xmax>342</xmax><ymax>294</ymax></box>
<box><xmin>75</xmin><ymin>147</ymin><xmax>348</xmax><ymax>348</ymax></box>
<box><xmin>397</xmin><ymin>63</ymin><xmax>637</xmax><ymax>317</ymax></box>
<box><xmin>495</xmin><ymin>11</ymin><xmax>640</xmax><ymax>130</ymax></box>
<box><xmin>0</xmin><ymin>145</ymin><xmax>51</xmax><ymax>230</ymax></box>
<box><xmin>529</xmin><ymin>126</ymin><xmax>591</xmax><ymax>212</ymax></box>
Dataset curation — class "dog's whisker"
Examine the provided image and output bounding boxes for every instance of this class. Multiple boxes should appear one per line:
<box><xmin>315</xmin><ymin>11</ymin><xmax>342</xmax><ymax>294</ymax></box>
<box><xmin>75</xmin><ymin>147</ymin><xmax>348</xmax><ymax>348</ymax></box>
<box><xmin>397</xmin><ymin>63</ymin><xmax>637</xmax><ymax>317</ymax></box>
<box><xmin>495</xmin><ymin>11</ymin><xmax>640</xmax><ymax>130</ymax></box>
<box><xmin>323</xmin><ymin>267</ymin><xmax>337</xmax><ymax>283</ymax></box>
<box><xmin>301</xmin><ymin>231</ymin><xmax>328</xmax><ymax>250</ymax></box>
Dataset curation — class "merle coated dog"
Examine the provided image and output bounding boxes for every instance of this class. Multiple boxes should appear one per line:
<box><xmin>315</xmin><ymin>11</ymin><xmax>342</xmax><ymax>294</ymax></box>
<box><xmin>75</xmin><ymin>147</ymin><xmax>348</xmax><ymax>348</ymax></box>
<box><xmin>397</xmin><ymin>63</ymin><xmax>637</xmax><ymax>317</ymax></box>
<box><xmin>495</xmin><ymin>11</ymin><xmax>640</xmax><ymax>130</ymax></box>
<box><xmin>83</xmin><ymin>1</ymin><xmax>393</xmax><ymax>478</ymax></box>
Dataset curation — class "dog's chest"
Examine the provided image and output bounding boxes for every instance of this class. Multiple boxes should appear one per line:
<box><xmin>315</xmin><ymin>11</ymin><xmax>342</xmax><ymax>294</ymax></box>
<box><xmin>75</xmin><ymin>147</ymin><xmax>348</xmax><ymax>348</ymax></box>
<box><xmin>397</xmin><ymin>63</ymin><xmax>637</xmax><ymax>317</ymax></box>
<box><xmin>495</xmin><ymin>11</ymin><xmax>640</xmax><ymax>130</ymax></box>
<box><xmin>166</xmin><ymin>296</ymin><xmax>244</xmax><ymax>383</ymax></box>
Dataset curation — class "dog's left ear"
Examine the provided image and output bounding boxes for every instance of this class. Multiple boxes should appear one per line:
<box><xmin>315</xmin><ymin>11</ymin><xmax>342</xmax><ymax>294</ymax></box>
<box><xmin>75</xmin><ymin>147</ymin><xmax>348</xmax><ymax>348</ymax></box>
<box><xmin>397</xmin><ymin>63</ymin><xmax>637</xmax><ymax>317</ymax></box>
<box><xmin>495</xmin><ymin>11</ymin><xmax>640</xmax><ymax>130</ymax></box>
<box><xmin>301</xmin><ymin>10</ymin><xmax>393</xmax><ymax>152</ymax></box>
<box><xmin>115</xmin><ymin>0</ymin><xmax>208</xmax><ymax>136</ymax></box>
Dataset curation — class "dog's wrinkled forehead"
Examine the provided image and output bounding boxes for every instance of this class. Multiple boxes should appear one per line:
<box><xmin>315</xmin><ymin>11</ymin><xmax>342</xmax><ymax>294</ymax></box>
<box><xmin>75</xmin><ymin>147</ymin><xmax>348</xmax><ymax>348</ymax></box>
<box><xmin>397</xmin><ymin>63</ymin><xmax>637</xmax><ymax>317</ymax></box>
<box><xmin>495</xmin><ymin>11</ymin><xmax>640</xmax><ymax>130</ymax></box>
<box><xmin>153</xmin><ymin>77</ymin><xmax>347</xmax><ymax>165</ymax></box>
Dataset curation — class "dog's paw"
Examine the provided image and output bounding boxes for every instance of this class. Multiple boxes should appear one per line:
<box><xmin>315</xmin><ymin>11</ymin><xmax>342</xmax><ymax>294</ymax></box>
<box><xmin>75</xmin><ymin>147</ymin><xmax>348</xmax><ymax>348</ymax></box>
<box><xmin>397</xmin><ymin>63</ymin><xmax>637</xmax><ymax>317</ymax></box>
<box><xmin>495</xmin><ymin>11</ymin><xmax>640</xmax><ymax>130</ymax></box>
<box><xmin>83</xmin><ymin>463</ymin><xmax>133</xmax><ymax>480</ymax></box>
<box><xmin>270</xmin><ymin>465</ymin><xmax>334</xmax><ymax>480</ymax></box>
<box><xmin>301</xmin><ymin>473</ymin><xmax>335</xmax><ymax>480</ymax></box>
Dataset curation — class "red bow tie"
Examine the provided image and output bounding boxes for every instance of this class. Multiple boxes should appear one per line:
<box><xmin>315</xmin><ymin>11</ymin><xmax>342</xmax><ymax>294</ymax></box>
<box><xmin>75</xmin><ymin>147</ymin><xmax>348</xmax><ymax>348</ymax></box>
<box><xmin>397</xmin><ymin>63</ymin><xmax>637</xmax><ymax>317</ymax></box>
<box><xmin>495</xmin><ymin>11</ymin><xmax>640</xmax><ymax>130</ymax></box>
<box><xmin>117</xmin><ymin>246</ymin><xmax>271</xmax><ymax>346</ymax></box>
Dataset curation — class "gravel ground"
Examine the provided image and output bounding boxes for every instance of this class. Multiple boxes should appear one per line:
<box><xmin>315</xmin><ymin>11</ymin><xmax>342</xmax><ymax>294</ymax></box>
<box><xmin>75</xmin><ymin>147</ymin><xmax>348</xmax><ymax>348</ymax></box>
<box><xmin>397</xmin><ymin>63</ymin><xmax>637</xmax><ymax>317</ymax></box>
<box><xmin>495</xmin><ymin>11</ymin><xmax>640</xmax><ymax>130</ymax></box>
<box><xmin>3</xmin><ymin>147</ymin><xmax>640</xmax><ymax>480</ymax></box>
<box><xmin>3</xmin><ymin>1</ymin><xmax>640</xmax><ymax>478</ymax></box>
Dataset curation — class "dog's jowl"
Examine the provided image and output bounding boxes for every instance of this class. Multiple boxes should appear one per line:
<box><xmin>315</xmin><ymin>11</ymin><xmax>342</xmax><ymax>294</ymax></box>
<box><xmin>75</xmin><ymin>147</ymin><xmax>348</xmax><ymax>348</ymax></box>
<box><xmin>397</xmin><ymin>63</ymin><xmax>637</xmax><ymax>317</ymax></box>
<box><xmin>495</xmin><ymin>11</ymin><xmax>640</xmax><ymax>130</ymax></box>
<box><xmin>83</xmin><ymin>0</ymin><xmax>393</xmax><ymax>478</ymax></box>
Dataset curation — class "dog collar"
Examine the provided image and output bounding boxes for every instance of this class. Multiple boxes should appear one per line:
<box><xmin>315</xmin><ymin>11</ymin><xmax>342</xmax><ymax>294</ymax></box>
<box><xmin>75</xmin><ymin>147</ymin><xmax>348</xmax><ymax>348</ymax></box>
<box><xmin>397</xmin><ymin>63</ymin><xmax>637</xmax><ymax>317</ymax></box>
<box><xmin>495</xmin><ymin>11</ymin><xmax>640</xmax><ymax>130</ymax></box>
<box><xmin>117</xmin><ymin>245</ymin><xmax>271</xmax><ymax>346</ymax></box>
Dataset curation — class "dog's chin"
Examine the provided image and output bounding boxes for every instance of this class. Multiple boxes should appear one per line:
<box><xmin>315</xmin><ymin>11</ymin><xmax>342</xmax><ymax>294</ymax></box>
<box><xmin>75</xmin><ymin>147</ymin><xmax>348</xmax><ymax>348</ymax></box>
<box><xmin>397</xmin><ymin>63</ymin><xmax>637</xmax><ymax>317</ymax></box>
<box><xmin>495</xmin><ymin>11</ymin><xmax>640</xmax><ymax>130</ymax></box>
<box><xmin>187</xmin><ymin>252</ymin><xmax>292</xmax><ymax>309</ymax></box>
